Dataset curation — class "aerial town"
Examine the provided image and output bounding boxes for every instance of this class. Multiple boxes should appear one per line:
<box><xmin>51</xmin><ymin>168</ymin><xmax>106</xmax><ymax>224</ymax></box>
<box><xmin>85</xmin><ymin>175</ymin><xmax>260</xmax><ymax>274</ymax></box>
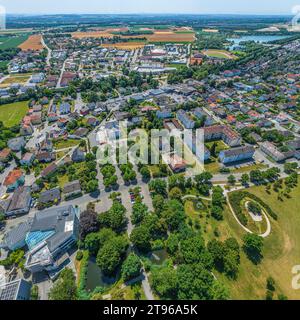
<box><xmin>0</xmin><ymin>10</ymin><xmax>300</xmax><ymax>302</ymax></box>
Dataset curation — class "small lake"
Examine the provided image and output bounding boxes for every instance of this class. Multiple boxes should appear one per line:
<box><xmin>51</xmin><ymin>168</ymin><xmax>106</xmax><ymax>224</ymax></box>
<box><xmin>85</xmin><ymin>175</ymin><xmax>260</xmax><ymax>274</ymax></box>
<box><xmin>148</xmin><ymin>249</ymin><xmax>168</xmax><ymax>265</ymax></box>
<box><xmin>227</xmin><ymin>35</ymin><xmax>290</xmax><ymax>50</ymax></box>
<box><xmin>85</xmin><ymin>258</ymin><xmax>117</xmax><ymax>292</ymax></box>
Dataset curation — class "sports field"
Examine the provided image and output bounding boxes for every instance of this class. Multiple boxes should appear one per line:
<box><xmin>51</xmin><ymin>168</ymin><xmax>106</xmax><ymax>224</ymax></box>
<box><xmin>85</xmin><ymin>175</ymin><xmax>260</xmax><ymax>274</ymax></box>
<box><xmin>0</xmin><ymin>101</ymin><xmax>29</xmax><ymax>127</ymax></box>
<box><xmin>202</xmin><ymin>49</ymin><xmax>237</xmax><ymax>59</ymax></box>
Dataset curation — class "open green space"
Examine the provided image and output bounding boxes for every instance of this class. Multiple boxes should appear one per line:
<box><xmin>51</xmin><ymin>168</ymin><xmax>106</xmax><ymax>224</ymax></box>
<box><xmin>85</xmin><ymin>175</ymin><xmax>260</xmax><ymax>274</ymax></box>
<box><xmin>0</xmin><ymin>101</ymin><xmax>28</xmax><ymax>127</ymax></box>
<box><xmin>221</xmin><ymin>184</ymin><xmax>300</xmax><ymax>299</ymax></box>
<box><xmin>0</xmin><ymin>35</ymin><xmax>29</xmax><ymax>50</ymax></box>
<box><xmin>53</xmin><ymin>139</ymin><xmax>81</xmax><ymax>150</ymax></box>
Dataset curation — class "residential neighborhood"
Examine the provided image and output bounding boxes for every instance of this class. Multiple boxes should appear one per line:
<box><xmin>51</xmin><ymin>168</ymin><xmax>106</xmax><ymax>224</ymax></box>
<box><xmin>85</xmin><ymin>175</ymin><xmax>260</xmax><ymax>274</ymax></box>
<box><xmin>1</xmin><ymin>5</ymin><xmax>300</xmax><ymax>304</ymax></box>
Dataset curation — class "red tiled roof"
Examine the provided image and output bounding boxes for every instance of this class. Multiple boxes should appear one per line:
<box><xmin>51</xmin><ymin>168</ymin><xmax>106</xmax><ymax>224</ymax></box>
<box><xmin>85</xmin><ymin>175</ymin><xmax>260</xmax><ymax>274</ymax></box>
<box><xmin>4</xmin><ymin>169</ymin><xmax>23</xmax><ymax>186</ymax></box>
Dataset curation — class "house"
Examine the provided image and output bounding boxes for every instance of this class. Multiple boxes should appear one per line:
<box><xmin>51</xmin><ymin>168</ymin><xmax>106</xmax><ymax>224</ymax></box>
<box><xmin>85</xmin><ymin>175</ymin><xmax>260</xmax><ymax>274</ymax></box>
<box><xmin>0</xmin><ymin>279</ymin><xmax>31</xmax><ymax>300</ymax></box>
<box><xmin>60</xmin><ymin>103</ymin><xmax>71</xmax><ymax>115</ymax></box>
<box><xmin>177</xmin><ymin>110</ymin><xmax>195</xmax><ymax>129</ymax></box>
<box><xmin>249</xmin><ymin>132</ymin><xmax>263</xmax><ymax>143</ymax></box>
<box><xmin>86</xmin><ymin>117</ymin><xmax>100</xmax><ymax>127</ymax></box>
<box><xmin>219</xmin><ymin>146</ymin><xmax>255</xmax><ymax>164</ymax></box>
<box><xmin>41</xmin><ymin>163</ymin><xmax>58</xmax><ymax>178</ymax></box>
<box><xmin>30</xmin><ymin>112</ymin><xmax>42</xmax><ymax>125</ymax></box>
<box><xmin>30</xmin><ymin>73</ymin><xmax>44</xmax><ymax>83</ymax></box>
<box><xmin>20</xmin><ymin>122</ymin><xmax>34</xmax><ymax>136</ymax></box>
<box><xmin>36</xmin><ymin>152</ymin><xmax>55</xmax><ymax>163</ymax></box>
<box><xmin>169</xmin><ymin>154</ymin><xmax>187</xmax><ymax>173</ymax></box>
<box><xmin>1</xmin><ymin>205</ymin><xmax>79</xmax><ymax>278</ymax></box>
<box><xmin>63</xmin><ymin>180</ymin><xmax>82</xmax><ymax>199</ymax></box>
<box><xmin>7</xmin><ymin>137</ymin><xmax>26</xmax><ymax>152</ymax></box>
<box><xmin>156</xmin><ymin>109</ymin><xmax>172</xmax><ymax>119</ymax></box>
<box><xmin>80</xmin><ymin>105</ymin><xmax>90</xmax><ymax>116</ymax></box>
<box><xmin>72</xmin><ymin>148</ymin><xmax>85</xmax><ymax>162</ymax></box>
<box><xmin>5</xmin><ymin>187</ymin><xmax>32</xmax><ymax>218</ymax></box>
<box><xmin>39</xmin><ymin>188</ymin><xmax>61</xmax><ymax>205</ymax></box>
<box><xmin>20</xmin><ymin>153</ymin><xmax>35</xmax><ymax>166</ymax></box>
<box><xmin>3</xmin><ymin>169</ymin><xmax>25</xmax><ymax>192</ymax></box>
<box><xmin>0</xmin><ymin>148</ymin><xmax>11</xmax><ymax>163</ymax></box>
<box><xmin>73</xmin><ymin>127</ymin><xmax>89</xmax><ymax>138</ymax></box>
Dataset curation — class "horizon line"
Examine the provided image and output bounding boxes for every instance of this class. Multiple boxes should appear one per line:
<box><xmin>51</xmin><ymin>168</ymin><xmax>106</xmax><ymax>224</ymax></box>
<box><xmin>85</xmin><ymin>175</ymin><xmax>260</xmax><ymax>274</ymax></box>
<box><xmin>5</xmin><ymin>12</ymin><xmax>294</xmax><ymax>17</ymax></box>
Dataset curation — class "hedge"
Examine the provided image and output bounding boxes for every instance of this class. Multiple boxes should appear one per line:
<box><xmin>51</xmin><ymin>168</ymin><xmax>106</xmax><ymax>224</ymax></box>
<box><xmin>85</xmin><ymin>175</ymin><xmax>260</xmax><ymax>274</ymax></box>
<box><xmin>77</xmin><ymin>250</ymin><xmax>90</xmax><ymax>300</ymax></box>
<box><xmin>228</xmin><ymin>191</ymin><xmax>278</xmax><ymax>228</ymax></box>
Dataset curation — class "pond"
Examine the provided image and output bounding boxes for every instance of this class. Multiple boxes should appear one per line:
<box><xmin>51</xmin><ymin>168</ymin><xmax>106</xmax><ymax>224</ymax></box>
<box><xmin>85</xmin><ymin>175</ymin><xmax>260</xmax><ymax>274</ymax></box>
<box><xmin>85</xmin><ymin>258</ymin><xmax>117</xmax><ymax>292</ymax></box>
<box><xmin>148</xmin><ymin>249</ymin><xmax>168</xmax><ymax>265</ymax></box>
<box><xmin>227</xmin><ymin>35</ymin><xmax>290</xmax><ymax>50</ymax></box>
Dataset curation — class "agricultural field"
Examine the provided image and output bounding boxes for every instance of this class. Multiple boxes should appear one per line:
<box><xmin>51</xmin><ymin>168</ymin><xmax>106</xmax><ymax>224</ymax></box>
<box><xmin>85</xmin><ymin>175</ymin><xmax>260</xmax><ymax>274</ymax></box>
<box><xmin>72</xmin><ymin>31</ymin><xmax>116</xmax><ymax>39</ymax></box>
<box><xmin>101</xmin><ymin>42</ymin><xmax>146</xmax><ymax>50</ymax></box>
<box><xmin>0</xmin><ymin>101</ymin><xmax>29</xmax><ymax>127</ymax></box>
<box><xmin>202</xmin><ymin>49</ymin><xmax>237</xmax><ymax>59</ymax></box>
<box><xmin>0</xmin><ymin>34</ymin><xmax>29</xmax><ymax>50</ymax></box>
<box><xmin>0</xmin><ymin>74</ymin><xmax>31</xmax><ymax>88</ymax></box>
<box><xmin>72</xmin><ymin>28</ymin><xmax>196</xmax><ymax>43</ymax></box>
<box><xmin>18</xmin><ymin>34</ymin><xmax>44</xmax><ymax>51</ymax></box>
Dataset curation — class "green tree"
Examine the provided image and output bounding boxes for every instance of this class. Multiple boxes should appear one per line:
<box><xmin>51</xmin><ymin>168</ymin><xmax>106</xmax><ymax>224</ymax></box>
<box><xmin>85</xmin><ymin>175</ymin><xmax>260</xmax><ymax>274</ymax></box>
<box><xmin>49</xmin><ymin>268</ymin><xmax>78</xmax><ymax>300</ymax></box>
<box><xmin>130</xmin><ymin>225</ymin><xmax>151</xmax><ymax>253</ymax></box>
<box><xmin>96</xmin><ymin>236</ymin><xmax>128</xmax><ymax>276</ymax></box>
<box><xmin>169</xmin><ymin>187</ymin><xmax>183</xmax><ymax>201</ymax></box>
<box><xmin>121</xmin><ymin>253</ymin><xmax>142</xmax><ymax>281</ymax></box>
<box><xmin>151</xmin><ymin>266</ymin><xmax>178</xmax><ymax>299</ymax></box>
<box><xmin>243</xmin><ymin>234</ymin><xmax>264</xmax><ymax>264</ymax></box>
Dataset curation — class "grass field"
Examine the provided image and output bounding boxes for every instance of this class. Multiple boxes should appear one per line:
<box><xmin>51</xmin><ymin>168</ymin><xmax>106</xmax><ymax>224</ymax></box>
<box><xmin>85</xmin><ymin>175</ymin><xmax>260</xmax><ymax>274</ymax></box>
<box><xmin>0</xmin><ymin>35</ymin><xmax>29</xmax><ymax>50</ymax></box>
<box><xmin>0</xmin><ymin>74</ymin><xmax>31</xmax><ymax>88</ymax></box>
<box><xmin>184</xmin><ymin>180</ymin><xmax>300</xmax><ymax>299</ymax></box>
<box><xmin>53</xmin><ymin>139</ymin><xmax>80</xmax><ymax>150</ymax></box>
<box><xmin>202</xmin><ymin>49</ymin><xmax>237</xmax><ymax>60</ymax></box>
<box><xmin>0</xmin><ymin>101</ymin><xmax>28</xmax><ymax>127</ymax></box>
<box><xmin>218</xmin><ymin>183</ymin><xmax>300</xmax><ymax>300</ymax></box>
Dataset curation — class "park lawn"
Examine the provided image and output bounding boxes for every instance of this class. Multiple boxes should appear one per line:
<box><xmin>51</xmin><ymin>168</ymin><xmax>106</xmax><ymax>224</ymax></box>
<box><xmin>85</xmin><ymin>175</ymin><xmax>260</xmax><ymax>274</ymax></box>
<box><xmin>106</xmin><ymin>280</ymin><xmax>146</xmax><ymax>300</ymax></box>
<box><xmin>231</xmin><ymin>163</ymin><xmax>269</xmax><ymax>174</ymax></box>
<box><xmin>53</xmin><ymin>139</ymin><xmax>80</xmax><ymax>150</ymax></box>
<box><xmin>202</xmin><ymin>49</ymin><xmax>237</xmax><ymax>60</ymax></box>
<box><xmin>204</xmin><ymin>161</ymin><xmax>220</xmax><ymax>174</ymax></box>
<box><xmin>214</xmin><ymin>183</ymin><xmax>300</xmax><ymax>300</ymax></box>
<box><xmin>205</xmin><ymin>140</ymin><xmax>229</xmax><ymax>156</ymax></box>
<box><xmin>0</xmin><ymin>101</ymin><xmax>29</xmax><ymax>127</ymax></box>
<box><xmin>57</xmin><ymin>175</ymin><xmax>70</xmax><ymax>188</ymax></box>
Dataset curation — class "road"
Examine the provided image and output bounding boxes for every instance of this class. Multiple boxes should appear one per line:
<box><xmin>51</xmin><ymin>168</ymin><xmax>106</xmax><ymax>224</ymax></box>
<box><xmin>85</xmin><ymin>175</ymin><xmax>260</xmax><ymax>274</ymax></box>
<box><xmin>41</xmin><ymin>36</ymin><xmax>52</xmax><ymax>67</ymax></box>
<box><xmin>56</xmin><ymin>59</ymin><xmax>67</xmax><ymax>89</ymax></box>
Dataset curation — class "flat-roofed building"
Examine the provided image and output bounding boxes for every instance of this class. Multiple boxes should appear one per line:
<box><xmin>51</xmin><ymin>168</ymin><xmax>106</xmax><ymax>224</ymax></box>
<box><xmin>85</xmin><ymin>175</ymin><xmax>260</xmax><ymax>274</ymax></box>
<box><xmin>0</xmin><ymin>279</ymin><xmax>31</xmax><ymax>300</ymax></box>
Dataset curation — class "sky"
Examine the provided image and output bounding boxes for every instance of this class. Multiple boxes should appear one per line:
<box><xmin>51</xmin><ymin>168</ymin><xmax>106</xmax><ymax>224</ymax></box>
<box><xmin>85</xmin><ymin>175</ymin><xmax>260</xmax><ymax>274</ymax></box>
<box><xmin>0</xmin><ymin>0</ymin><xmax>299</xmax><ymax>15</ymax></box>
